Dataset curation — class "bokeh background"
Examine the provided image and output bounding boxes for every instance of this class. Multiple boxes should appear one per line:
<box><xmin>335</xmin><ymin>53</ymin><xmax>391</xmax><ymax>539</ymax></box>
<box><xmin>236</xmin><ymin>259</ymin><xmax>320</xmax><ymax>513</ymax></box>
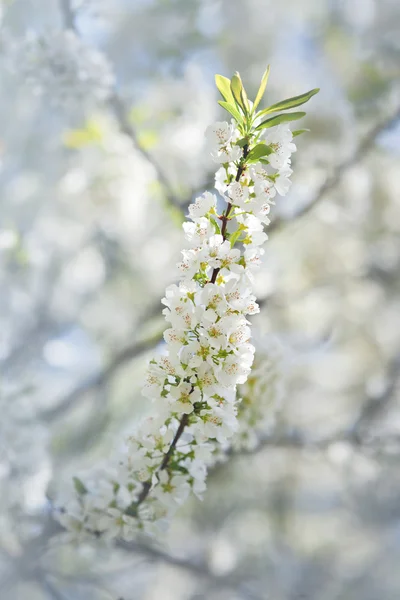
<box><xmin>1</xmin><ymin>0</ymin><xmax>400</xmax><ymax>598</ymax></box>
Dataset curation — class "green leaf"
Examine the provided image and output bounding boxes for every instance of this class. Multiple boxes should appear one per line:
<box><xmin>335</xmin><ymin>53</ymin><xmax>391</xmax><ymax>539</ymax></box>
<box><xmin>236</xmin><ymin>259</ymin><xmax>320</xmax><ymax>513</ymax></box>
<box><xmin>240</xmin><ymin>86</ymin><xmax>250</xmax><ymax>114</ymax></box>
<box><xmin>292</xmin><ymin>128</ymin><xmax>310</xmax><ymax>137</ymax></box>
<box><xmin>211</xmin><ymin>217</ymin><xmax>221</xmax><ymax>235</ymax></box>
<box><xmin>215</xmin><ymin>74</ymin><xmax>235</xmax><ymax>104</ymax></box>
<box><xmin>257</xmin><ymin>88</ymin><xmax>319</xmax><ymax>117</ymax></box>
<box><xmin>73</xmin><ymin>477</ymin><xmax>88</xmax><ymax>496</ymax></box>
<box><xmin>236</xmin><ymin>137</ymin><xmax>249</xmax><ymax>148</ymax></box>
<box><xmin>253</xmin><ymin>65</ymin><xmax>270</xmax><ymax>111</ymax></box>
<box><xmin>229</xmin><ymin>228</ymin><xmax>243</xmax><ymax>247</ymax></box>
<box><xmin>230</xmin><ymin>72</ymin><xmax>248</xmax><ymax>114</ymax></box>
<box><xmin>218</xmin><ymin>100</ymin><xmax>243</xmax><ymax>124</ymax></box>
<box><xmin>246</xmin><ymin>143</ymin><xmax>273</xmax><ymax>161</ymax></box>
<box><xmin>255</xmin><ymin>111</ymin><xmax>306</xmax><ymax>130</ymax></box>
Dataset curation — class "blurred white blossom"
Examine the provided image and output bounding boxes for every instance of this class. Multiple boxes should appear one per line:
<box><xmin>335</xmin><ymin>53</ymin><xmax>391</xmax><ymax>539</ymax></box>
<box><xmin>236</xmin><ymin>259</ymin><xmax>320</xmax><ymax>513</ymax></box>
<box><xmin>17</xmin><ymin>30</ymin><xmax>114</xmax><ymax>110</ymax></box>
<box><xmin>0</xmin><ymin>382</ymin><xmax>50</xmax><ymax>518</ymax></box>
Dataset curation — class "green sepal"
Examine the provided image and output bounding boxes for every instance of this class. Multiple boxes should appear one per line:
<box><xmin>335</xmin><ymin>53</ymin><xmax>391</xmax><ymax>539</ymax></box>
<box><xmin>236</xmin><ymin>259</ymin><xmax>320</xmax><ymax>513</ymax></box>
<box><xmin>255</xmin><ymin>111</ymin><xmax>306</xmax><ymax>130</ymax></box>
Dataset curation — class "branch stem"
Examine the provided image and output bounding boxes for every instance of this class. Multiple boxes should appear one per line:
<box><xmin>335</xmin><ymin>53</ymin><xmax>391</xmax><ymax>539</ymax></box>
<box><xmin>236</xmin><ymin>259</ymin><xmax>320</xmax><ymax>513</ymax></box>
<box><xmin>133</xmin><ymin>146</ymin><xmax>250</xmax><ymax>509</ymax></box>
<box><xmin>211</xmin><ymin>145</ymin><xmax>249</xmax><ymax>284</ymax></box>
<box><xmin>59</xmin><ymin>0</ymin><xmax>76</xmax><ymax>30</ymax></box>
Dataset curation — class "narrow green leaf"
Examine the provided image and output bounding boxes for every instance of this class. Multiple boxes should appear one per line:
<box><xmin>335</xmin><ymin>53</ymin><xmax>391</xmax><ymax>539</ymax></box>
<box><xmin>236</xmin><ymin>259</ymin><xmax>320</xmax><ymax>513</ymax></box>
<box><xmin>230</xmin><ymin>72</ymin><xmax>247</xmax><ymax>114</ymax></box>
<box><xmin>247</xmin><ymin>143</ymin><xmax>273</xmax><ymax>161</ymax></box>
<box><xmin>253</xmin><ymin>65</ymin><xmax>270</xmax><ymax>111</ymax></box>
<box><xmin>292</xmin><ymin>128</ymin><xmax>310</xmax><ymax>137</ymax></box>
<box><xmin>229</xmin><ymin>228</ymin><xmax>243</xmax><ymax>247</ymax></box>
<box><xmin>218</xmin><ymin>100</ymin><xmax>243</xmax><ymax>124</ymax></box>
<box><xmin>255</xmin><ymin>111</ymin><xmax>306</xmax><ymax>130</ymax></box>
<box><xmin>211</xmin><ymin>217</ymin><xmax>221</xmax><ymax>235</ymax></box>
<box><xmin>257</xmin><ymin>88</ymin><xmax>319</xmax><ymax>117</ymax></box>
<box><xmin>240</xmin><ymin>86</ymin><xmax>250</xmax><ymax>114</ymax></box>
<box><xmin>215</xmin><ymin>74</ymin><xmax>235</xmax><ymax>104</ymax></box>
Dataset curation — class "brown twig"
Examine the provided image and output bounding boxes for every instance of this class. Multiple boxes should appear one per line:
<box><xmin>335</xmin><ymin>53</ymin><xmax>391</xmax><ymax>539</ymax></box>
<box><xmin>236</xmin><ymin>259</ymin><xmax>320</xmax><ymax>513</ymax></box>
<box><xmin>210</xmin><ymin>145</ymin><xmax>249</xmax><ymax>284</ymax></box>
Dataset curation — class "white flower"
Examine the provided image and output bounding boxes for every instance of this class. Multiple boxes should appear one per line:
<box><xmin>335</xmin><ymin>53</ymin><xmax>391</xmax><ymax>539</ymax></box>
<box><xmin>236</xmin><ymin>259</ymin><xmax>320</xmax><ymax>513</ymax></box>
<box><xmin>202</xmin><ymin>318</ymin><xmax>231</xmax><ymax>350</ymax></box>
<box><xmin>162</xmin><ymin>283</ymin><xmax>200</xmax><ymax>329</ymax></box>
<box><xmin>177</xmin><ymin>247</ymin><xmax>203</xmax><ymax>279</ymax></box>
<box><xmin>252</xmin><ymin>199</ymin><xmax>273</xmax><ymax>224</ymax></box>
<box><xmin>183</xmin><ymin>217</ymin><xmax>214</xmax><ymax>246</ymax></box>
<box><xmin>188</xmin><ymin>192</ymin><xmax>216</xmax><ymax>219</ymax></box>
<box><xmin>97</xmin><ymin>509</ymin><xmax>138</xmax><ymax>541</ymax></box>
<box><xmin>227</xmin><ymin>181</ymin><xmax>249</xmax><ymax>207</ymax></box>
<box><xmin>217</xmin><ymin>352</ymin><xmax>253</xmax><ymax>387</ymax></box>
<box><xmin>275</xmin><ymin>166</ymin><xmax>293</xmax><ymax>196</ymax></box>
<box><xmin>215</xmin><ymin>167</ymin><xmax>229</xmax><ymax>195</ymax></box>
<box><xmin>237</xmin><ymin>214</ymin><xmax>269</xmax><ymax>248</ymax></box>
<box><xmin>251</xmin><ymin>165</ymin><xmax>277</xmax><ymax>202</ymax></box>
<box><xmin>194</xmin><ymin>405</ymin><xmax>238</xmax><ymax>444</ymax></box>
<box><xmin>205</xmin><ymin>121</ymin><xmax>234</xmax><ymax>147</ymax></box>
<box><xmin>181</xmin><ymin>339</ymin><xmax>213</xmax><ymax>369</ymax></box>
<box><xmin>153</xmin><ymin>471</ymin><xmax>190</xmax><ymax>508</ymax></box>
<box><xmin>186</xmin><ymin>458</ymin><xmax>207</xmax><ymax>498</ymax></box>
<box><xmin>205</xmin><ymin>236</ymin><xmax>240</xmax><ymax>272</ymax></box>
<box><xmin>163</xmin><ymin>328</ymin><xmax>187</xmax><ymax>353</ymax></box>
<box><xmin>169</xmin><ymin>382</ymin><xmax>200</xmax><ymax>415</ymax></box>
<box><xmin>263</xmin><ymin>124</ymin><xmax>296</xmax><ymax>169</ymax></box>
<box><xmin>211</xmin><ymin>145</ymin><xmax>243</xmax><ymax>164</ymax></box>
<box><xmin>206</xmin><ymin>122</ymin><xmax>243</xmax><ymax>164</ymax></box>
<box><xmin>200</xmin><ymin>284</ymin><xmax>229</xmax><ymax>316</ymax></box>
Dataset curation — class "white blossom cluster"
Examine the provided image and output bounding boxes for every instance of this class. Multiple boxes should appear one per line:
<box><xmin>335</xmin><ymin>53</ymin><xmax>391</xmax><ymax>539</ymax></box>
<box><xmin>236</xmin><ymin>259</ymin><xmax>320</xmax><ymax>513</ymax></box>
<box><xmin>207</xmin><ymin>336</ymin><xmax>285</xmax><ymax>466</ymax></box>
<box><xmin>18</xmin><ymin>31</ymin><xmax>114</xmax><ymax>110</ymax></box>
<box><xmin>54</xmin><ymin>115</ymin><xmax>297</xmax><ymax>542</ymax></box>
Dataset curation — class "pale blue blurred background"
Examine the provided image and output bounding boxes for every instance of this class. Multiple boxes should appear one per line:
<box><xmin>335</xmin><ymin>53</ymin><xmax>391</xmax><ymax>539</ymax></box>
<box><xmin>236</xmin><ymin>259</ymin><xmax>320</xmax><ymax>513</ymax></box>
<box><xmin>0</xmin><ymin>0</ymin><xmax>400</xmax><ymax>598</ymax></box>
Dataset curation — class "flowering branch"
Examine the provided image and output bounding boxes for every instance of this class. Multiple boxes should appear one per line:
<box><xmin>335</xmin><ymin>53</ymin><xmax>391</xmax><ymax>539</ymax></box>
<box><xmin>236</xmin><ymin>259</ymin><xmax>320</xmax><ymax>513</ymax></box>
<box><xmin>53</xmin><ymin>68</ymin><xmax>319</xmax><ymax>541</ymax></box>
<box><xmin>117</xmin><ymin>142</ymin><xmax>252</xmax><ymax>515</ymax></box>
